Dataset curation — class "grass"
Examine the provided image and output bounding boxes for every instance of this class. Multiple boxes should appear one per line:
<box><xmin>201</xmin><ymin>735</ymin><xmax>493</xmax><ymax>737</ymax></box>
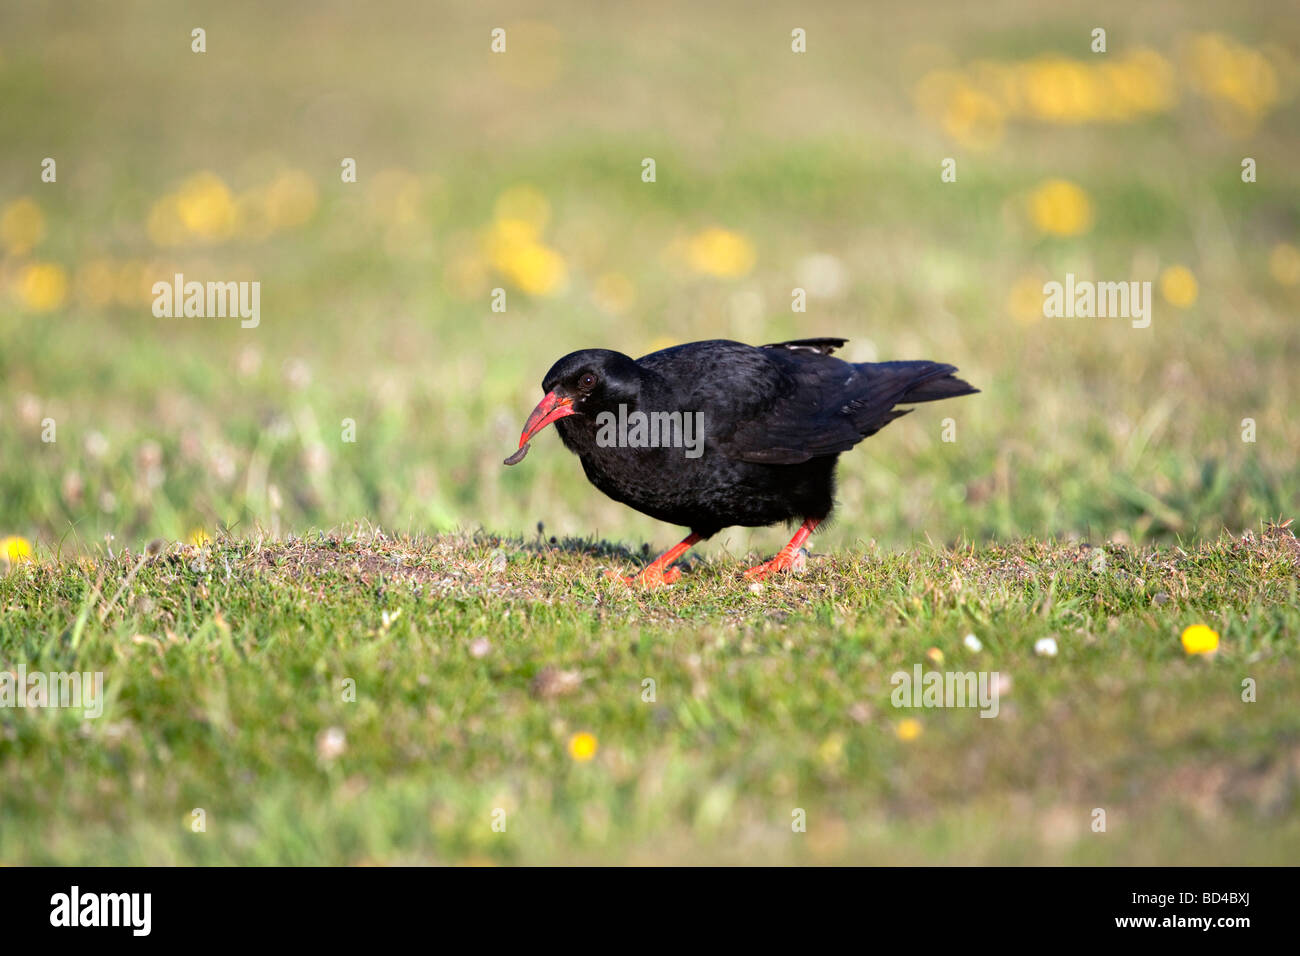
<box><xmin>1</xmin><ymin>523</ymin><xmax>1296</xmax><ymax>864</ymax></box>
<box><xmin>1</xmin><ymin>1</ymin><xmax>1298</xmax><ymax>864</ymax></box>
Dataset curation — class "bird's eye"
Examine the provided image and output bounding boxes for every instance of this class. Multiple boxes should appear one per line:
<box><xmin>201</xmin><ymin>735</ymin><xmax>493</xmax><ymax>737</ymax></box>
<box><xmin>578</xmin><ymin>373</ymin><xmax>597</xmax><ymax>391</ymax></box>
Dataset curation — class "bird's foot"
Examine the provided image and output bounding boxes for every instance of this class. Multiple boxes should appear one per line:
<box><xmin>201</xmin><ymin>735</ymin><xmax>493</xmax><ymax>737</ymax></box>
<box><xmin>742</xmin><ymin>549</ymin><xmax>802</xmax><ymax>581</ymax></box>
<box><xmin>604</xmin><ymin>565</ymin><xmax>682</xmax><ymax>589</ymax></box>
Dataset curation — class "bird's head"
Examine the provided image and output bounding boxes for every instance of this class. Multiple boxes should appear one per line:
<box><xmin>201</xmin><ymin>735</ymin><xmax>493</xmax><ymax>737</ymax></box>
<box><xmin>513</xmin><ymin>349</ymin><xmax>643</xmax><ymax>452</ymax></box>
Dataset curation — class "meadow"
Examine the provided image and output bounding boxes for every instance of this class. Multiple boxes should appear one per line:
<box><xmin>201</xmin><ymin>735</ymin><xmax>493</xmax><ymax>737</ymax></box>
<box><xmin>1</xmin><ymin>0</ymin><xmax>1297</xmax><ymax>864</ymax></box>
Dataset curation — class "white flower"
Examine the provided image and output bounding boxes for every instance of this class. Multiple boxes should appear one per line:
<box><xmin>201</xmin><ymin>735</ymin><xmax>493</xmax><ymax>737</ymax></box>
<box><xmin>316</xmin><ymin>727</ymin><xmax>347</xmax><ymax>761</ymax></box>
<box><xmin>1034</xmin><ymin>637</ymin><xmax>1058</xmax><ymax>657</ymax></box>
<box><xmin>963</xmin><ymin>633</ymin><xmax>983</xmax><ymax>652</ymax></box>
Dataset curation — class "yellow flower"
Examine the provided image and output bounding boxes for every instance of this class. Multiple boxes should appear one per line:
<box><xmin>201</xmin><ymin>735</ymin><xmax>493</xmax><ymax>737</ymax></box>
<box><xmin>17</xmin><ymin>262</ymin><xmax>68</xmax><ymax>311</ymax></box>
<box><xmin>686</xmin><ymin>227</ymin><xmax>755</xmax><ymax>278</ymax></box>
<box><xmin>941</xmin><ymin>83</ymin><xmax>1005</xmax><ymax>148</ymax></box>
<box><xmin>174</xmin><ymin>171</ymin><xmax>236</xmax><ymax>241</ymax></box>
<box><xmin>494</xmin><ymin>185</ymin><xmax>551</xmax><ymax>233</ymax></box>
<box><xmin>1268</xmin><ymin>243</ymin><xmax>1300</xmax><ymax>286</ymax></box>
<box><xmin>1159</xmin><ymin>265</ymin><xmax>1198</xmax><ymax>308</ymax></box>
<box><xmin>1183</xmin><ymin>33</ymin><xmax>1279</xmax><ymax>125</ymax></box>
<box><xmin>817</xmin><ymin>732</ymin><xmax>845</xmax><ymax>766</ymax></box>
<box><xmin>1101</xmin><ymin>49</ymin><xmax>1177</xmax><ymax>117</ymax></box>
<box><xmin>1180</xmin><ymin>624</ymin><xmax>1220</xmax><ymax>655</ymax></box>
<box><xmin>485</xmin><ymin>218</ymin><xmax>567</xmax><ymax>296</ymax></box>
<box><xmin>1027</xmin><ymin>179</ymin><xmax>1094</xmax><ymax>237</ymax></box>
<box><xmin>568</xmin><ymin>732</ymin><xmax>598</xmax><ymax>762</ymax></box>
<box><xmin>505</xmin><ymin>241</ymin><xmax>567</xmax><ymax>296</ymax></box>
<box><xmin>188</xmin><ymin>528</ymin><xmax>211</xmax><ymax>547</ymax></box>
<box><xmin>917</xmin><ymin>51</ymin><xmax>1176</xmax><ymax>134</ymax></box>
<box><xmin>1</xmin><ymin>536</ymin><xmax>33</xmax><ymax>563</ymax></box>
<box><xmin>1020</xmin><ymin>55</ymin><xmax>1100</xmax><ymax>124</ymax></box>
<box><xmin>1</xmin><ymin>197</ymin><xmax>46</xmax><ymax>255</ymax></box>
<box><xmin>896</xmin><ymin>718</ymin><xmax>923</xmax><ymax>741</ymax></box>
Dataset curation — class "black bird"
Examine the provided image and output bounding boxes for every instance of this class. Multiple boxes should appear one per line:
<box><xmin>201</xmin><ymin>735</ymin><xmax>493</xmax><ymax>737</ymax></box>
<box><xmin>508</xmin><ymin>337</ymin><xmax>977</xmax><ymax>587</ymax></box>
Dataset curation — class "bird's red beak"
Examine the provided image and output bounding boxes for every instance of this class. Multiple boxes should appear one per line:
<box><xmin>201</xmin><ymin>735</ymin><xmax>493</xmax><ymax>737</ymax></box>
<box><xmin>518</xmin><ymin>391</ymin><xmax>575</xmax><ymax>447</ymax></box>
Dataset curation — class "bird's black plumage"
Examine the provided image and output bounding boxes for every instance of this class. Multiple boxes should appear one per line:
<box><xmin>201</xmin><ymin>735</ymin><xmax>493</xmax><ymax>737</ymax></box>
<box><xmin>520</xmin><ymin>337</ymin><xmax>977</xmax><ymax>542</ymax></box>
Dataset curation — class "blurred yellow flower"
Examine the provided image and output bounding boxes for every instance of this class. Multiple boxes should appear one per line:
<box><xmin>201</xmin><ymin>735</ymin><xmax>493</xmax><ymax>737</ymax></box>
<box><xmin>817</xmin><ymin>732</ymin><xmax>845</xmax><ymax>766</ymax></box>
<box><xmin>896</xmin><ymin>718</ymin><xmax>923</xmax><ymax>742</ymax></box>
<box><xmin>568</xmin><ymin>731</ymin><xmax>598</xmax><ymax>762</ymax></box>
<box><xmin>1101</xmin><ymin>49</ymin><xmax>1177</xmax><ymax>117</ymax></box>
<box><xmin>918</xmin><ymin>50</ymin><xmax>1176</xmax><ymax>134</ymax></box>
<box><xmin>174</xmin><ymin>171</ymin><xmax>236</xmax><ymax>241</ymax></box>
<box><xmin>1</xmin><ymin>197</ymin><xmax>45</xmax><ymax>255</ymax></box>
<box><xmin>504</xmin><ymin>242</ymin><xmax>567</xmax><ymax>296</ymax></box>
<box><xmin>17</xmin><ymin>262</ymin><xmax>68</xmax><ymax>311</ymax></box>
<box><xmin>489</xmin><ymin>217</ymin><xmax>541</xmax><ymax>248</ymax></box>
<box><xmin>1183</xmin><ymin>33</ymin><xmax>1279</xmax><ymax>127</ymax></box>
<box><xmin>1021</xmin><ymin>55</ymin><xmax>1100</xmax><ymax>124</ymax></box>
<box><xmin>485</xmin><ymin>218</ymin><xmax>567</xmax><ymax>296</ymax></box>
<box><xmin>1180</xmin><ymin>624</ymin><xmax>1219</xmax><ymax>655</ymax></box>
<box><xmin>1027</xmin><ymin>179</ymin><xmax>1094</xmax><ymax>237</ymax></box>
<box><xmin>188</xmin><ymin>528</ymin><xmax>211</xmax><ymax>547</ymax></box>
<box><xmin>1</xmin><ymin>535</ymin><xmax>33</xmax><ymax>563</ymax></box>
<box><xmin>494</xmin><ymin>185</ymin><xmax>551</xmax><ymax>233</ymax></box>
<box><xmin>687</xmin><ymin>227</ymin><xmax>756</xmax><ymax>278</ymax></box>
<box><xmin>1268</xmin><ymin>243</ymin><xmax>1300</xmax><ymax>286</ymax></box>
<box><xmin>941</xmin><ymin>83</ymin><xmax>1005</xmax><ymax>148</ymax></box>
<box><xmin>1159</xmin><ymin>265</ymin><xmax>1198</xmax><ymax>308</ymax></box>
<box><xmin>148</xmin><ymin>172</ymin><xmax>237</xmax><ymax>245</ymax></box>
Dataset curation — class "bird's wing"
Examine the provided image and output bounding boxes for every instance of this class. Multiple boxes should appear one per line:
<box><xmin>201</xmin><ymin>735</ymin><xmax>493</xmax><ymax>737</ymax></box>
<box><xmin>760</xmin><ymin>337</ymin><xmax>848</xmax><ymax>356</ymax></box>
<box><xmin>714</xmin><ymin>352</ymin><xmax>975</xmax><ymax>465</ymax></box>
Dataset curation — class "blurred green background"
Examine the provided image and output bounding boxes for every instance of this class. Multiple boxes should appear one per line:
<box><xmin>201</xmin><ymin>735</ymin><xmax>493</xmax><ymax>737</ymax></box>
<box><xmin>2</xmin><ymin>0</ymin><xmax>1297</xmax><ymax>559</ymax></box>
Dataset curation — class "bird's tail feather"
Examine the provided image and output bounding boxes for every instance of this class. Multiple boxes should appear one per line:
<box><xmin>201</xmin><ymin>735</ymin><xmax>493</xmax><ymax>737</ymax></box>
<box><xmin>854</xmin><ymin>360</ymin><xmax>978</xmax><ymax>404</ymax></box>
<box><xmin>839</xmin><ymin>361</ymin><xmax>977</xmax><ymax>437</ymax></box>
<box><xmin>898</xmin><ymin>369</ymin><xmax>979</xmax><ymax>404</ymax></box>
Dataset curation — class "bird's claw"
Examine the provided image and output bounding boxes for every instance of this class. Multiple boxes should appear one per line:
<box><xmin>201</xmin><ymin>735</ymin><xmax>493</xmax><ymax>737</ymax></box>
<box><xmin>742</xmin><ymin>552</ymin><xmax>796</xmax><ymax>581</ymax></box>
<box><xmin>605</xmin><ymin>565</ymin><xmax>681</xmax><ymax>589</ymax></box>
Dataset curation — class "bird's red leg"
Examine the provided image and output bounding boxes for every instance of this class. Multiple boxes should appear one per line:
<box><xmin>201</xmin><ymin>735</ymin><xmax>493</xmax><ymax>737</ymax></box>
<box><xmin>743</xmin><ymin>518</ymin><xmax>821</xmax><ymax>580</ymax></box>
<box><xmin>607</xmin><ymin>532</ymin><xmax>701</xmax><ymax>589</ymax></box>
